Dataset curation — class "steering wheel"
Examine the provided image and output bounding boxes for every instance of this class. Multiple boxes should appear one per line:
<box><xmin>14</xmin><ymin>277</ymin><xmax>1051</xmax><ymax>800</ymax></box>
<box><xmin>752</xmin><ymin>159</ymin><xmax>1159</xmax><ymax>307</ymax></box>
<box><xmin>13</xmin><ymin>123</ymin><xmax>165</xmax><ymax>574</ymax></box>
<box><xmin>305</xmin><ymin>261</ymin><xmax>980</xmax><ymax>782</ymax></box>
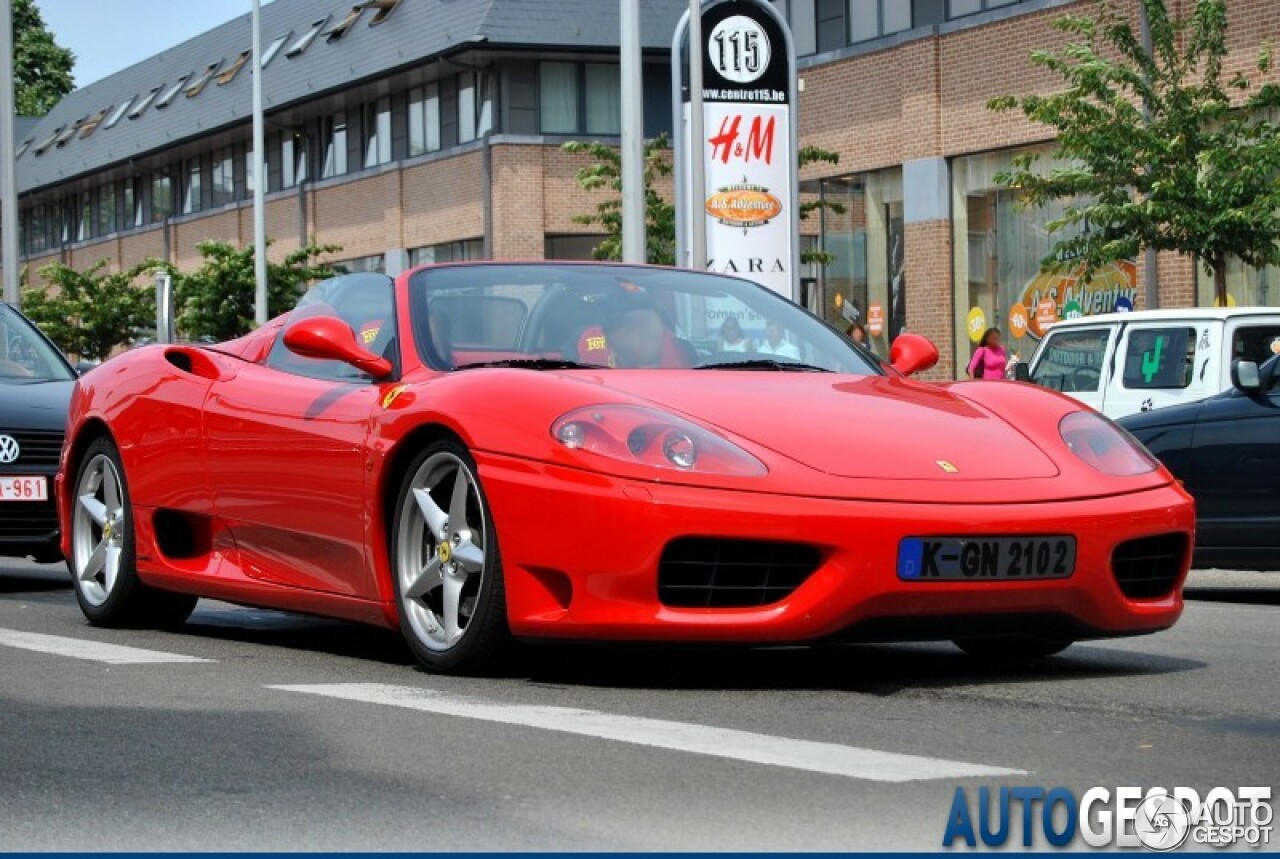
<box><xmin>1069</xmin><ymin>366</ymin><xmax>1101</xmax><ymax>391</ymax></box>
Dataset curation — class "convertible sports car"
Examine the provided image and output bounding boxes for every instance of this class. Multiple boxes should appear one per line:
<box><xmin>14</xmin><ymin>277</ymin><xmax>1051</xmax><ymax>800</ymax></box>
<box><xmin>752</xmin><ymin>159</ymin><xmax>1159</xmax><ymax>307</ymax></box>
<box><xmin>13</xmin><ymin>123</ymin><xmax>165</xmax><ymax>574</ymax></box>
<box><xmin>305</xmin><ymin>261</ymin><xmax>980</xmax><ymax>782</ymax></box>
<box><xmin>1</xmin><ymin>302</ymin><xmax>77</xmax><ymax>563</ymax></box>
<box><xmin>59</xmin><ymin>263</ymin><xmax>1194</xmax><ymax>673</ymax></box>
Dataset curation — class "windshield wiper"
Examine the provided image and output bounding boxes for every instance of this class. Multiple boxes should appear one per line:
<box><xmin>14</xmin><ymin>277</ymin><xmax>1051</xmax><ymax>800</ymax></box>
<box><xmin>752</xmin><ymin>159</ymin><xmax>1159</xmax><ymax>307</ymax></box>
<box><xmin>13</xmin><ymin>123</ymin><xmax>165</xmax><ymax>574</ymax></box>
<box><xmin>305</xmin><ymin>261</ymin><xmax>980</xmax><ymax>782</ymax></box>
<box><xmin>695</xmin><ymin>359</ymin><xmax>832</xmax><ymax>373</ymax></box>
<box><xmin>453</xmin><ymin>358</ymin><xmax>609</xmax><ymax>371</ymax></box>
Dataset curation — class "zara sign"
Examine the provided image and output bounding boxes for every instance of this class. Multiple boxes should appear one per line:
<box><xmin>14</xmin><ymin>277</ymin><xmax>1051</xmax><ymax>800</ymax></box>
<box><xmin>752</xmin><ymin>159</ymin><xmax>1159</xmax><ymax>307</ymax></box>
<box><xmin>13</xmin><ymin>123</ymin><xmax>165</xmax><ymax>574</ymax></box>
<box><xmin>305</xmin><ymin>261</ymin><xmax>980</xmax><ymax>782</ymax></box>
<box><xmin>672</xmin><ymin>0</ymin><xmax>800</xmax><ymax>301</ymax></box>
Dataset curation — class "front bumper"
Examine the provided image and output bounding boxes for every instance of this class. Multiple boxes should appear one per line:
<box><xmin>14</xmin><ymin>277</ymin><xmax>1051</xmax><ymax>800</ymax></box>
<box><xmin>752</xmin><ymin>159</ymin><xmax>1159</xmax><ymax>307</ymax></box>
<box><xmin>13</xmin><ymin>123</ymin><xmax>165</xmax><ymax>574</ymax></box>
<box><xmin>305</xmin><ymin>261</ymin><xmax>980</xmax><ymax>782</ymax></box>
<box><xmin>476</xmin><ymin>452</ymin><xmax>1194</xmax><ymax>643</ymax></box>
<box><xmin>0</xmin><ymin>473</ymin><xmax>62</xmax><ymax>562</ymax></box>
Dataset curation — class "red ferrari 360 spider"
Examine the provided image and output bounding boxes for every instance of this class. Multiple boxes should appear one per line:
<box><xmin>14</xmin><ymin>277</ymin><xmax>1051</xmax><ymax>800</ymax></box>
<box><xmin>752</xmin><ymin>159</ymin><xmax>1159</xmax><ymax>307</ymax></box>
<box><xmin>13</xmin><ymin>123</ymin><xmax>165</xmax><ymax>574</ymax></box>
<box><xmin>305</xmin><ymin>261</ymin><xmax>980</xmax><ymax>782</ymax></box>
<box><xmin>58</xmin><ymin>262</ymin><xmax>1194</xmax><ymax>673</ymax></box>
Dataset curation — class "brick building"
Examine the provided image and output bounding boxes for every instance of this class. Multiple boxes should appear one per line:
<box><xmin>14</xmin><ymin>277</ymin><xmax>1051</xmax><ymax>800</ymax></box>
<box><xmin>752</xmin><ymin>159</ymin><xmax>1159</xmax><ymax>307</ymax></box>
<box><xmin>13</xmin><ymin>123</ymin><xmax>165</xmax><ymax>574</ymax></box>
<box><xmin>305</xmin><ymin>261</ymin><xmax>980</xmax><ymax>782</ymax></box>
<box><xmin>9</xmin><ymin>0</ymin><xmax>1279</xmax><ymax>378</ymax></box>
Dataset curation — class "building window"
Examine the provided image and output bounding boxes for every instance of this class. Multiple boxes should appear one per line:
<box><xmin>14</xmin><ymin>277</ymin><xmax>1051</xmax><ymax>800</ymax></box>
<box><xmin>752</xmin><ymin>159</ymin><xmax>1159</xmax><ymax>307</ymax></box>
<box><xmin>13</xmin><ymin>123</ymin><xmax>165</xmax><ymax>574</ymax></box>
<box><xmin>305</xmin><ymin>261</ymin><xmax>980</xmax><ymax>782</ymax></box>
<box><xmin>155</xmin><ymin>76</ymin><xmax>189</xmax><ymax>110</ymax></box>
<box><xmin>286</xmin><ymin>17</ymin><xmax>328</xmax><ymax>59</ymax></box>
<box><xmin>183</xmin><ymin>161</ymin><xmax>203</xmax><ymax>214</ymax></box>
<box><xmin>948</xmin><ymin>0</ymin><xmax>1022</xmax><ymax>18</ymax></box>
<box><xmin>186</xmin><ymin>63</ymin><xmax>220</xmax><ymax>99</ymax></box>
<box><xmin>951</xmin><ymin>148</ymin><xmax>1139</xmax><ymax>379</ymax></box>
<box><xmin>104</xmin><ymin>99</ymin><xmax>133</xmax><ymax>130</ymax></box>
<box><xmin>96</xmin><ymin>184</ymin><xmax>116</xmax><ymax>236</ymax></box>
<box><xmin>262</xmin><ymin>32</ymin><xmax>289</xmax><ymax>68</ymax></box>
<box><xmin>363</xmin><ymin>97</ymin><xmax>392</xmax><ymax>168</ymax></box>
<box><xmin>848</xmin><ymin>0</ymin><xmax>911</xmax><ymax>44</ymax></box>
<box><xmin>216</xmin><ymin>51</ymin><xmax>251</xmax><ymax>86</ymax></box>
<box><xmin>123</xmin><ymin>180</ymin><xmax>141</xmax><ymax>229</ymax></box>
<box><xmin>458</xmin><ymin>73</ymin><xmax>491</xmax><ymax>143</ymax></box>
<box><xmin>545</xmin><ymin>235</ymin><xmax>606</xmax><ymax>260</ymax></box>
<box><xmin>408</xmin><ymin>83</ymin><xmax>441</xmax><ymax>156</ymax></box>
<box><xmin>585</xmin><ymin>64</ymin><xmax>621</xmax><ymax>135</ymax></box>
<box><xmin>281</xmin><ymin>133</ymin><xmax>307</xmax><ymax>187</ymax></box>
<box><xmin>152</xmin><ymin>174</ymin><xmax>173</xmax><ymax>222</ymax></box>
<box><xmin>128</xmin><ymin>86</ymin><xmax>161</xmax><ymax>119</ymax></box>
<box><xmin>77</xmin><ymin>192</ymin><xmax>91</xmax><ymax>241</ymax></box>
<box><xmin>409</xmin><ymin>239</ymin><xmax>484</xmax><ymax>267</ymax></box>
<box><xmin>246</xmin><ymin>146</ymin><xmax>268</xmax><ymax>195</ymax></box>
<box><xmin>540</xmin><ymin>62</ymin><xmax>578</xmax><ymax>134</ymax></box>
<box><xmin>211</xmin><ymin>149</ymin><xmax>234</xmax><ymax>206</ymax></box>
<box><xmin>321</xmin><ymin>112</ymin><xmax>347</xmax><ymax>179</ymax></box>
<box><xmin>333</xmin><ymin>254</ymin><xmax>386</xmax><ymax>274</ymax></box>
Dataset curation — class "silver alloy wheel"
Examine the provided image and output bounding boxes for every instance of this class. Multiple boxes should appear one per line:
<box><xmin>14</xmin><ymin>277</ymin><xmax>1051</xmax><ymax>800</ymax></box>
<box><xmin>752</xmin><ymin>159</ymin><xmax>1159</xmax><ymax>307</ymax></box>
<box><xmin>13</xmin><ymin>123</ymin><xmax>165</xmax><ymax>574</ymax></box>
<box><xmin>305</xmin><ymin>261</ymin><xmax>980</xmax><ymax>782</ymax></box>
<box><xmin>72</xmin><ymin>453</ymin><xmax>126</xmax><ymax>607</ymax></box>
<box><xmin>395</xmin><ymin>451</ymin><xmax>488</xmax><ymax>651</ymax></box>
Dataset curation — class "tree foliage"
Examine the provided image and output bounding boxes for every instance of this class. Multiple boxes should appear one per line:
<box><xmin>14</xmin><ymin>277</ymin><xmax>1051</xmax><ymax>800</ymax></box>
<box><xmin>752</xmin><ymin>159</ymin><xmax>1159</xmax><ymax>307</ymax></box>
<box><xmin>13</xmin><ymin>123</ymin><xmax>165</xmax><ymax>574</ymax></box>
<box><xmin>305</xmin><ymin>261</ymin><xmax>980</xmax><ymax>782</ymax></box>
<box><xmin>563</xmin><ymin>135</ymin><xmax>844</xmax><ymax>267</ymax></box>
<box><xmin>171</xmin><ymin>240</ymin><xmax>340</xmax><ymax>342</ymax></box>
<box><xmin>22</xmin><ymin>259</ymin><xmax>159</xmax><ymax>361</ymax></box>
<box><xmin>989</xmin><ymin>0</ymin><xmax>1280</xmax><ymax>304</ymax></box>
<box><xmin>13</xmin><ymin>0</ymin><xmax>75</xmax><ymax>116</ymax></box>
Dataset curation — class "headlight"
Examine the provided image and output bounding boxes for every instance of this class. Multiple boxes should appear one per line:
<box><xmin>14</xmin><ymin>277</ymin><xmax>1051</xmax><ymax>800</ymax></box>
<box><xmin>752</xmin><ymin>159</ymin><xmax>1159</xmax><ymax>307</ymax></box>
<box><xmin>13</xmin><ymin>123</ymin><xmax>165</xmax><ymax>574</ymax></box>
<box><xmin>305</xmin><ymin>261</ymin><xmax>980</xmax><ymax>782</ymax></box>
<box><xmin>1059</xmin><ymin>411</ymin><xmax>1158</xmax><ymax>476</ymax></box>
<box><xmin>552</xmin><ymin>405</ymin><xmax>767</xmax><ymax>476</ymax></box>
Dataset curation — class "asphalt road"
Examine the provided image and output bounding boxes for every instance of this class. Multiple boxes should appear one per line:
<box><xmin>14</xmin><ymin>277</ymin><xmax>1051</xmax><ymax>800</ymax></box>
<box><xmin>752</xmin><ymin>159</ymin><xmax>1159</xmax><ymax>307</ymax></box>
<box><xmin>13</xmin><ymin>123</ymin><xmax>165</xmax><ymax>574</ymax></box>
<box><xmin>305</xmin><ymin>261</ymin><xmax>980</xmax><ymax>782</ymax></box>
<box><xmin>0</xmin><ymin>558</ymin><xmax>1276</xmax><ymax>851</ymax></box>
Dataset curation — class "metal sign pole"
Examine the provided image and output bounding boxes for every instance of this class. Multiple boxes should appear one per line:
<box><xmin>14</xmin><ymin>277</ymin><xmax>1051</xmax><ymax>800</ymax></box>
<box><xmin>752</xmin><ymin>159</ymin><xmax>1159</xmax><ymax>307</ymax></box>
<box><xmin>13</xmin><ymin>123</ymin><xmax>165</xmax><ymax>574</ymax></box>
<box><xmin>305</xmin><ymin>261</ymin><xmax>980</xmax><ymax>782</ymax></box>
<box><xmin>251</xmin><ymin>0</ymin><xmax>269</xmax><ymax>325</ymax></box>
<box><xmin>620</xmin><ymin>0</ymin><xmax>646</xmax><ymax>264</ymax></box>
<box><xmin>0</xmin><ymin>0</ymin><xmax>19</xmax><ymax>306</ymax></box>
<box><xmin>687</xmin><ymin>0</ymin><xmax>706</xmax><ymax>271</ymax></box>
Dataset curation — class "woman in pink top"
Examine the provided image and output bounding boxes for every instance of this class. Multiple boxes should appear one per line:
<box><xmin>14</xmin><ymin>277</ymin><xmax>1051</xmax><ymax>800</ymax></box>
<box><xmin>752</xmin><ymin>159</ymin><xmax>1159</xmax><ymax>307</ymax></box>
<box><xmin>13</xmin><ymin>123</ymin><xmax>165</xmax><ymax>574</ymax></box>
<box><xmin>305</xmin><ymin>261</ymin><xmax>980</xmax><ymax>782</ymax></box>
<box><xmin>967</xmin><ymin>328</ymin><xmax>1008</xmax><ymax>380</ymax></box>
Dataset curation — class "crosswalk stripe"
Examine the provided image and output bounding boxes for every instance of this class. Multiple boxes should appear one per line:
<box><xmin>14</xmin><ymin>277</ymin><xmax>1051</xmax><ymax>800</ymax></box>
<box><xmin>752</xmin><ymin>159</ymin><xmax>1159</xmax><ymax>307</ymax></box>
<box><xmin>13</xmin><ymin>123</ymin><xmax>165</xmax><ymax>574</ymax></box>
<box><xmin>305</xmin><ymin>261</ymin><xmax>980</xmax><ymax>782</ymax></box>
<box><xmin>270</xmin><ymin>682</ymin><xmax>1024</xmax><ymax>782</ymax></box>
<box><xmin>0</xmin><ymin>628</ymin><xmax>213</xmax><ymax>664</ymax></box>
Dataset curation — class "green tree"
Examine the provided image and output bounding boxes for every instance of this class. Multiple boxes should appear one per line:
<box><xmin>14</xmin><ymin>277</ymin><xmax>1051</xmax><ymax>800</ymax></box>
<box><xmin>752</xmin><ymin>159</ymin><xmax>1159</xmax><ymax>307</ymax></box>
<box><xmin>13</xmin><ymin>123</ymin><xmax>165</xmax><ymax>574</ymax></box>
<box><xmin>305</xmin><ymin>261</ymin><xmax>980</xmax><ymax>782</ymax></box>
<box><xmin>563</xmin><ymin>135</ymin><xmax>844</xmax><ymax>267</ymax></box>
<box><xmin>22</xmin><ymin>259</ymin><xmax>159</xmax><ymax>361</ymax></box>
<box><xmin>13</xmin><ymin>0</ymin><xmax>75</xmax><ymax>116</ymax></box>
<box><xmin>172</xmin><ymin>239</ymin><xmax>340</xmax><ymax>342</ymax></box>
<box><xmin>989</xmin><ymin>0</ymin><xmax>1280</xmax><ymax>306</ymax></box>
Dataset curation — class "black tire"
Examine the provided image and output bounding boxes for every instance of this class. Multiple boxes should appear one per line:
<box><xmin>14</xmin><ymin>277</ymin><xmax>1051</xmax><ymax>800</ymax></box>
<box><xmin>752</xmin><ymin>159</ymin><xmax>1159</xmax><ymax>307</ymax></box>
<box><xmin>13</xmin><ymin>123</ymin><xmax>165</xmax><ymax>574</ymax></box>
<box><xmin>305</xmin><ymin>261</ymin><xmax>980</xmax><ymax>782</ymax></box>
<box><xmin>390</xmin><ymin>439</ymin><xmax>511</xmax><ymax>674</ymax></box>
<box><xmin>69</xmin><ymin>436</ymin><xmax>197</xmax><ymax>628</ymax></box>
<box><xmin>952</xmin><ymin>636</ymin><xmax>1073</xmax><ymax>659</ymax></box>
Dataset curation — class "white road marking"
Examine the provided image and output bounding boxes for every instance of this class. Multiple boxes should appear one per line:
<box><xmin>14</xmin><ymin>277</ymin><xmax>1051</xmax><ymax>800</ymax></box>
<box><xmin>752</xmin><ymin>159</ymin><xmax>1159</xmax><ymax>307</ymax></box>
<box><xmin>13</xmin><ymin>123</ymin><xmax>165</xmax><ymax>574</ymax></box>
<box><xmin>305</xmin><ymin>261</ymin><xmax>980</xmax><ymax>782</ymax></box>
<box><xmin>270</xmin><ymin>682</ymin><xmax>1024</xmax><ymax>782</ymax></box>
<box><xmin>0</xmin><ymin>628</ymin><xmax>213</xmax><ymax>665</ymax></box>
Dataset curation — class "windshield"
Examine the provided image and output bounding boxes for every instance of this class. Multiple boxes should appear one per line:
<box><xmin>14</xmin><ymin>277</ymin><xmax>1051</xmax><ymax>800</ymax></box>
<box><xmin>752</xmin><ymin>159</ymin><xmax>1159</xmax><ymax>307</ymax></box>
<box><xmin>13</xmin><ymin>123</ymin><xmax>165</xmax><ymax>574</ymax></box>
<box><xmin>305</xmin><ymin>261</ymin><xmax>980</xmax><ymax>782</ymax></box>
<box><xmin>0</xmin><ymin>305</ymin><xmax>74</xmax><ymax>383</ymax></box>
<box><xmin>409</xmin><ymin>263</ymin><xmax>879</xmax><ymax>375</ymax></box>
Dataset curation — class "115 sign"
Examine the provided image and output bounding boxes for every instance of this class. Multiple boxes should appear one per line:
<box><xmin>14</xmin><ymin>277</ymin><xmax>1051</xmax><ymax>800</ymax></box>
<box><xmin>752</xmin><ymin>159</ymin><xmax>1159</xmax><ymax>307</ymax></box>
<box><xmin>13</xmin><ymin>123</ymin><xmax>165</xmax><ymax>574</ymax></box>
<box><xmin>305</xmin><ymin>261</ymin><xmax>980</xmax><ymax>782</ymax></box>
<box><xmin>709</xmin><ymin>15</ymin><xmax>771</xmax><ymax>83</ymax></box>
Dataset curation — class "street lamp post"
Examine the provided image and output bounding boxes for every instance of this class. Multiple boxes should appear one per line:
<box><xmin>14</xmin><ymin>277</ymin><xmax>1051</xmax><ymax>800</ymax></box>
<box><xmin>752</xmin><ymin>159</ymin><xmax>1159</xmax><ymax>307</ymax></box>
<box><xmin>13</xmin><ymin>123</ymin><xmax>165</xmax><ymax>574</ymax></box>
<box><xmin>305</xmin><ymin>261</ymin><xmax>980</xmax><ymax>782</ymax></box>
<box><xmin>619</xmin><ymin>0</ymin><xmax>645</xmax><ymax>264</ymax></box>
<box><xmin>251</xmin><ymin>0</ymin><xmax>268</xmax><ymax>325</ymax></box>
<box><xmin>1</xmin><ymin>0</ymin><xmax>20</xmax><ymax>306</ymax></box>
<box><xmin>687</xmin><ymin>0</ymin><xmax>706</xmax><ymax>271</ymax></box>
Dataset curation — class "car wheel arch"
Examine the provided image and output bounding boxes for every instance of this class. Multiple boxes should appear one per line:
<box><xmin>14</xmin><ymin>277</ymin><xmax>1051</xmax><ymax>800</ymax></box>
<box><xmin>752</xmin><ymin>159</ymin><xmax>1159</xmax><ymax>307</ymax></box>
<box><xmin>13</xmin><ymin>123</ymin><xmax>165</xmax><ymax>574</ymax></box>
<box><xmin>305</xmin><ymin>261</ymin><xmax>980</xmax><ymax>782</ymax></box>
<box><xmin>67</xmin><ymin>418</ymin><xmax>116</xmax><ymax>481</ymax></box>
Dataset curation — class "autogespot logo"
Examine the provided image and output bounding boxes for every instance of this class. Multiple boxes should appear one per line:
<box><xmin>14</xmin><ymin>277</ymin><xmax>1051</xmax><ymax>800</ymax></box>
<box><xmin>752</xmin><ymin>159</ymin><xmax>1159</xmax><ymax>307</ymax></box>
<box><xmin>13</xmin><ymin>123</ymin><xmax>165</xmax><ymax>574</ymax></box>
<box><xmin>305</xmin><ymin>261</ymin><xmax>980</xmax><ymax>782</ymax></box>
<box><xmin>942</xmin><ymin>785</ymin><xmax>1273</xmax><ymax>850</ymax></box>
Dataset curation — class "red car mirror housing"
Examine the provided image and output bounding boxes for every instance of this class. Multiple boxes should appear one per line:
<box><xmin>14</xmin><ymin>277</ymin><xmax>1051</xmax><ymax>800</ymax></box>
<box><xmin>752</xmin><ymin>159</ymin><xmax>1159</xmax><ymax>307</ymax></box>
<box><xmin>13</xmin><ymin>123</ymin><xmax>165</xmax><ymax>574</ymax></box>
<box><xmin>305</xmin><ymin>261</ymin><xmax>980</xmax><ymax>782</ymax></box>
<box><xmin>889</xmin><ymin>333</ymin><xmax>939</xmax><ymax>377</ymax></box>
<box><xmin>283</xmin><ymin>315</ymin><xmax>394</xmax><ymax>379</ymax></box>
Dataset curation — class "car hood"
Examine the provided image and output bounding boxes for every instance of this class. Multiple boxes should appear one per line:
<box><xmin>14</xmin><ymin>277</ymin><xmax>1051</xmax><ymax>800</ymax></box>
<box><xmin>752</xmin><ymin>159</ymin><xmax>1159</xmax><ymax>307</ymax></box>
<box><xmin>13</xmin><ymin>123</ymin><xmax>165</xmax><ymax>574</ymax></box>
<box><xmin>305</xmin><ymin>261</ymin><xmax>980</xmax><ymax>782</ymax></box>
<box><xmin>0</xmin><ymin>379</ymin><xmax>74</xmax><ymax>433</ymax></box>
<box><xmin>576</xmin><ymin>372</ymin><xmax>1060</xmax><ymax>480</ymax></box>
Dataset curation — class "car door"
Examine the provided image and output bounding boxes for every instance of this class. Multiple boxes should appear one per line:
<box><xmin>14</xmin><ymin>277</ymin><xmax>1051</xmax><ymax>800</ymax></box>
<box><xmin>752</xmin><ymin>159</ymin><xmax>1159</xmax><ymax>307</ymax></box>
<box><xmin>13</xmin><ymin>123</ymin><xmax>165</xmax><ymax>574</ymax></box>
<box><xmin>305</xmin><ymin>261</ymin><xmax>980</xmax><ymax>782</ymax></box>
<box><xmin>1104</xmin><ymin>321</ymin><xmax>1216</xmax><ymax>419</ymax></box>
<box><xmin>1182</xmin><ymin>383</ymin><xmax>1280</xmax><ymax>560</ymax></box>
<box><xmin>202</xmin><ymin>274</ymin><xmax>398</xmax><ymax>600</ymax></box>
<box><xmin>1027</xmin><ymin>324</ymin><xmax>1115</xmax><ymax>411</ymax></box>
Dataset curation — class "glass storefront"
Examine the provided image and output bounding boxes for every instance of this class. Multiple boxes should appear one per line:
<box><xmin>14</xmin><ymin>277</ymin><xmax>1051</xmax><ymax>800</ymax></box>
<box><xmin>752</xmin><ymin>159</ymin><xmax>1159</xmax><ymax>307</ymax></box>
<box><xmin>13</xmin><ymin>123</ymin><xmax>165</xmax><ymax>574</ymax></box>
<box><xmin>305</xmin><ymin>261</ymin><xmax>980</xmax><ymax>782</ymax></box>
<box><xmin>818</xmin><ymin>168</ymin><xmax>904</xmax><ymax>356</ymax></box>
<box><xmin>1196</xmin><ymin>258</ymin><xmax>1280</xmax><ymax>308</ymax></box>
<box><xmin>951</xmin><ymin>148</ymin><xmax>1139</xmax><ymax>378</ymax></box>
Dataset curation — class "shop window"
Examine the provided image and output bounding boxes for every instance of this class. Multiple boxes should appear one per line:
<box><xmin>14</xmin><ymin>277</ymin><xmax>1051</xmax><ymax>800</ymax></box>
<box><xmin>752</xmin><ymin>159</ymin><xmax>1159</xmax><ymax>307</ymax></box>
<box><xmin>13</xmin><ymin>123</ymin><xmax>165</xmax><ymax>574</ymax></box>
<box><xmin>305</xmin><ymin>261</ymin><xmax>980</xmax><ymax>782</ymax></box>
<box><xmin>1196</xmin><ymin>257</ymin><xmax>1280</xmax><ymax>309</ymax></box>
<box><xmin>321</xmin><ymin>113</ymin><xmax>348</xmax><ymax>179</ymax></box>
<box><xmin>408</xmin><ymin>84</ymin><xmax>441</xmax><ymax>156</ymax></box>
<box><xmin>820</xmin><ymin>168</ymin><xmax>905</xmax><ymax>357</ymax></box>
<box><xmin>951</xmin><ymin>148</ymin><xmax>1139</xmax><ymax>379</ymax></box>
<box><xmin>286</xmin><ymin>17</ymin><xmax>329</xmax><ymax>59</ymax></box>
<box><xmin>363</xmin><ymin>97</ymin><xmax>392</xmax><ymax>168</ymax></box>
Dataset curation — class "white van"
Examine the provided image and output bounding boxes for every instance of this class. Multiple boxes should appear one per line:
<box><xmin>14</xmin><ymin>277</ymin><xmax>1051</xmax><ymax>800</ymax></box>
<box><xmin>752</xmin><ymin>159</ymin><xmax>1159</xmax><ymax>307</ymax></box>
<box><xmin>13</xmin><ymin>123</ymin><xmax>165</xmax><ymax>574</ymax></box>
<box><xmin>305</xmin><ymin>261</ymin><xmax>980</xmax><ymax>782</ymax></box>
<box><xmin>1017</xmin><ymin>308</ymin><xmax>1280</xmax><ymax>419</ymax></box>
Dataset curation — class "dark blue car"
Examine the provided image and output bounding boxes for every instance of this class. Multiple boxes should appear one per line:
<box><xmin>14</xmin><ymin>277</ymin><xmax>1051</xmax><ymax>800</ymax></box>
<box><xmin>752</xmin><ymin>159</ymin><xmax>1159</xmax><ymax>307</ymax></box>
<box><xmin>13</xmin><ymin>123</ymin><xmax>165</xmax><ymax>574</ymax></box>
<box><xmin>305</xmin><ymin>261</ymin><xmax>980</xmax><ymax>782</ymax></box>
<box><xmin>1119</xmin><ymin>355</ymin><xmax>1280</xmax><ymax>572</ymax></box>
<box><xmin>0</xmin><ymin>303</ymin><xmax>76</xmax><ymax>563</ymax></box>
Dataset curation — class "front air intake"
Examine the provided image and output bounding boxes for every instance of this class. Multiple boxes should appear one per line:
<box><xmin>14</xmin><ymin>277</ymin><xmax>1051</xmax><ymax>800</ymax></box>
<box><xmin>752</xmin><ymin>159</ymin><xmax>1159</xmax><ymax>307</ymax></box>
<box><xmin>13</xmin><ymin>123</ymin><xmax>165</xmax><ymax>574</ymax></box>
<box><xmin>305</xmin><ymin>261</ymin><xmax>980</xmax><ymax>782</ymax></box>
<box><xmin>658</xmin><ymin>537</ymin><xmax>821</xmax><ymax>608</ymax></box>
<box><xmin>1112</xmin><ymin>533</ymin><xmax>1188</xmax><ymax>599</ymax></box>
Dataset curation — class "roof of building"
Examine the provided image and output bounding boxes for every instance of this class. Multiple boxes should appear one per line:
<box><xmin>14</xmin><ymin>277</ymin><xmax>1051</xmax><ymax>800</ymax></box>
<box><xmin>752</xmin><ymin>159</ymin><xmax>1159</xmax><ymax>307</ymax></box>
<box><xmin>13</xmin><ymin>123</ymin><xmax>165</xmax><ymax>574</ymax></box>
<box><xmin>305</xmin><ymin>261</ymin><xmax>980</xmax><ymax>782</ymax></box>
<box><xmin>17</xmin><ymin>0</ymin><xmax>687</xmax><ymax>195</ymax></box>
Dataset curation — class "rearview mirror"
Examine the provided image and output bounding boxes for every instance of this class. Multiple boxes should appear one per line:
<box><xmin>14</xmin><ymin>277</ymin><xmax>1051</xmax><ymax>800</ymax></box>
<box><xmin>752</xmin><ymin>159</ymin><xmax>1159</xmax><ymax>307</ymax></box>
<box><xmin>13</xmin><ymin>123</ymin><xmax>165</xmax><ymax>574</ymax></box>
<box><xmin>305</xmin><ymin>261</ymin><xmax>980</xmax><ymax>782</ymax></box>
<box><xmin>283</xmin><ymin>315</ymin><xmax>393</xmax><ymax>379</ymax></box>
<box><xmin>1232</xmin><ymin>359</ymin><xmax>1261</xmax><ymax>394</ymax></box>
<box><xmin>889</xmin><ymin>333</ymin><xmax>939</xmax><ymax>377</ymax></box>
<box><xmin>1012</xmin><ymin>362</ymin><xmax>1030</xmax><ymax>383</ymax></box>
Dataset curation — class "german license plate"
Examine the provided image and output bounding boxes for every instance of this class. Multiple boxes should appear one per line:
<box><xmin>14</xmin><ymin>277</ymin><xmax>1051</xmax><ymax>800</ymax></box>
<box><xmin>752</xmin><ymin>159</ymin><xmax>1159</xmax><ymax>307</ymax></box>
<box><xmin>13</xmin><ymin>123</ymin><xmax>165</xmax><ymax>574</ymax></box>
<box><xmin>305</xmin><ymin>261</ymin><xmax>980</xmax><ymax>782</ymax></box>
<box><xmin>898</xmin><ymin>536</ymin><xmax>1075</xmax><ymax>581</ymax></box>
<box><xmin>0</xmin><ymin>475</ymin><xmax>48</xmax><ymax>502</ymax></box>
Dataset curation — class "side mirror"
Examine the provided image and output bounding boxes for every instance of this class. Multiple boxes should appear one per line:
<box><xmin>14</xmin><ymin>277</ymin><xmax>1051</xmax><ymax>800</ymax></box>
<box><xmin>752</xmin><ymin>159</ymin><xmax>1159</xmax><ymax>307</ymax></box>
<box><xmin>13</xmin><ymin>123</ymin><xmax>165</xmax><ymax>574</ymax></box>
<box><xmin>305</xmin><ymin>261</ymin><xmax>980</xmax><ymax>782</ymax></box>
<box><xmin>1013</xmin><ymin>362</ymin><xmax>1031</xmax><ymax>383</ymax></box>
<box><xmin>1232</xmin><ymin>359</ymin><xmax>1262</xmax><ymax>394</ymax></box>
<box><xmin>889</xmin><ymin>333</ymin><xmax>939</xmax><ymax>377</ymax></box>
<box><xmin>283</xmin><ymin>315</ymin><xmax>393</xmax><ymax>379</ymax></box>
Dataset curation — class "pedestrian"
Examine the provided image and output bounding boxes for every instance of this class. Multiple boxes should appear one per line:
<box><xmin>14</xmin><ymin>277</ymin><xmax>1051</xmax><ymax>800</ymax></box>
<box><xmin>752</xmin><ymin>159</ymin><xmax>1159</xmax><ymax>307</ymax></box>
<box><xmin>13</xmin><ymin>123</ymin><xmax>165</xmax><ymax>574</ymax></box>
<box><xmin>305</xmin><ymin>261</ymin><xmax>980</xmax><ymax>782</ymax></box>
<box><xmin>716</xmin><ymin>317</ymin><xmax>754</xmax><ymax>353</ymax></box>
<box><xmin>846</xmin><ymin>321</ymin><xmax>868</xmax><ymax>346</ymax></box>
<box><xmin>757</xmin><ymin>321</ymin><xmax>801</xmax><ymax>360</ymax></box>
<box><xmin>967</xmin><ymin>328</ymin><xmax>1008</xmax><ymax>379</ymax></box>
